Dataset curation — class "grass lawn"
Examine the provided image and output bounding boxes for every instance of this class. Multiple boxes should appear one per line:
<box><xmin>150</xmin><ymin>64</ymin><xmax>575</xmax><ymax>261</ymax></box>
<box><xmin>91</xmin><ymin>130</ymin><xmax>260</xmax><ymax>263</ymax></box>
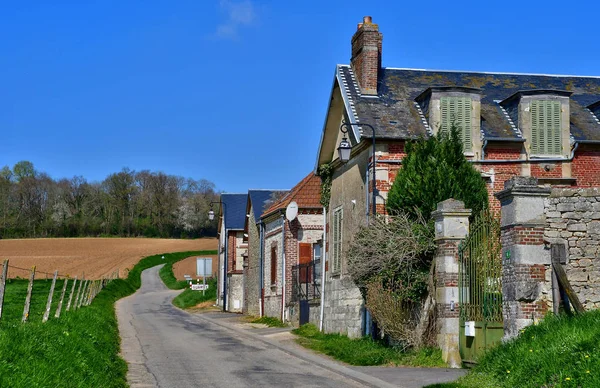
<box><xmin>0</xmin><ymin>249</ymin><xmax>216</xmax><ymax>387</ymax></box>
<box><xmin>293</xmin><ymin>324</ymin><xmax>445</xmax><ymax>367</ymax></box>
<box><xmin>427</xmin><ymin>310</ymin><xmax>600</xmax><ymax>388</ymax></box>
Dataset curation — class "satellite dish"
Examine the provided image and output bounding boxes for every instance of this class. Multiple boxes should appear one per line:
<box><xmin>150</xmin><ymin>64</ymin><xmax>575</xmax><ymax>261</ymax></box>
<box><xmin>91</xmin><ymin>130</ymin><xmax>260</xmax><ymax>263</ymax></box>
<box><xmin>286</xmin><ymin>201</ymin><xmax>298</xmax><ymax>221</ymax></box>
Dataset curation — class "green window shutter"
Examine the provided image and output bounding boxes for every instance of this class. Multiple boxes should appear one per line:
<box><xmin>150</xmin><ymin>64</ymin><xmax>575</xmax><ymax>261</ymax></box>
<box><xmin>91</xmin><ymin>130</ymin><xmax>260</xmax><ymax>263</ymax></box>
<box><xmin>440</xmin><ymin>97</ymin><xmax>472</xmax><ymax>151</ymax></box>
<box><xmin>531</xmin><ymin>101</ymin><xmax>540</xmax><ymax>154</ymax></box>
<box><xmin>531</xmin><ymin>100</ymin><xmax>562</xmax><ymax>155</ymax></box>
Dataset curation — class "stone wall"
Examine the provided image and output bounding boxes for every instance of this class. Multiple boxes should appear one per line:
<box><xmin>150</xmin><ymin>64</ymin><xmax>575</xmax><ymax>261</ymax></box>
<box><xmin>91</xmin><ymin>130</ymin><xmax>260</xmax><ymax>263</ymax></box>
<box><xmin>263</xmin><ymin>216</ymin><xmax>283</xmax><ymax>319</ymax></box>
<box><xmin>227</xmin><ymin>273</ymin><xmax>243</xmax><ymax>312</ymax></box>
<box><xmin>322</xmin><ymin>275</ymin><xmax>364</xmax><ymax>338</ymax></box>
<box><xmin>244</xmin><ymin>209</ymin><xmax>261</xmax><ymax>316</ymax></box>
<box><xmin>544</xmin><ymin>187</ymin><xmax>600</xmax><ymax>310</ymax></box>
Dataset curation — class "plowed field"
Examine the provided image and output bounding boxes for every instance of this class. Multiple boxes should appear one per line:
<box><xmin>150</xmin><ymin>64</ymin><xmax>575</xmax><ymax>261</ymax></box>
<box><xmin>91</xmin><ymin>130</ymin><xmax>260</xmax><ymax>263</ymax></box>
<box><xmin>0</xmin><ymin>238</ymin><xmax>217</xmax><ymax>279</ymax></box>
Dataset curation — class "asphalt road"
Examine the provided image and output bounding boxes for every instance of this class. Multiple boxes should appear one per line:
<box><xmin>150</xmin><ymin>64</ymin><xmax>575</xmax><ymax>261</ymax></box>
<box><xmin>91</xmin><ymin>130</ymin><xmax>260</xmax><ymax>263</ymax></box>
<box><xmin>116</xmin><ymin>266</ymin><xmax>371</xmax><ymax>388</ymax></box>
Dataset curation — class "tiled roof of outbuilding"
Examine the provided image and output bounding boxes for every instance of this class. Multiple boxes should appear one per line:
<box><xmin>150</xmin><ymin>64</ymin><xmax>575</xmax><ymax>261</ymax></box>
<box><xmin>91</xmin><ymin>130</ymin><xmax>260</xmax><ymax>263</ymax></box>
<box><xmin>338</xmin><ymin>65</ymin><xmax>600</xmax><ymax>142</ymax></box>
<box><xmin>261</xmin><ymin>173</ymin><xmax>322</xmax><ymax>218</ymax></box>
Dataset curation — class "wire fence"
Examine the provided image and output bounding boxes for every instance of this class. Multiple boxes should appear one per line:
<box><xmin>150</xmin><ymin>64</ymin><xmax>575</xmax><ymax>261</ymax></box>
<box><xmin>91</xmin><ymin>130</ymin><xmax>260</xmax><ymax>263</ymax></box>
<box><xmin>0</xmin><ymin>259</ymin><xmax>119</xmax><ymax>325</ymax></box>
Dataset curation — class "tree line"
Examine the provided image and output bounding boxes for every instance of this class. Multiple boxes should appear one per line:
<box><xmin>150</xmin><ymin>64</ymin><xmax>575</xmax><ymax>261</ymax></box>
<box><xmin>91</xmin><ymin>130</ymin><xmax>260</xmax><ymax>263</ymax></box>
<box><xmin>0</xmin><ymin>161</ymin><xmax>219</xmax><ymax>239</ymax></box>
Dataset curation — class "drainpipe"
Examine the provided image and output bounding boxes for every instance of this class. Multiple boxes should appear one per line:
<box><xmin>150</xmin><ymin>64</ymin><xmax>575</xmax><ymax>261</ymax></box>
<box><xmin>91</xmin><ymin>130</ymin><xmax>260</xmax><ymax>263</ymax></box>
<box><xmin>319</xmin><ymin>206</ymin><xmax>327</xmax><ymax>332</ymax></box>
<box><xmin>223</xmin><ymin>227</ymin><xmax>228</xmax><ymax>312</ymax></box>
<box><xmin>258</xmin><ymin>221</ymin><xmax>264</xmax><ymax>317</ymax></box>
<box><xmin>281</xmin><ymin>214</ymin><xmax>286</xmax><ymax>322</ymax></box>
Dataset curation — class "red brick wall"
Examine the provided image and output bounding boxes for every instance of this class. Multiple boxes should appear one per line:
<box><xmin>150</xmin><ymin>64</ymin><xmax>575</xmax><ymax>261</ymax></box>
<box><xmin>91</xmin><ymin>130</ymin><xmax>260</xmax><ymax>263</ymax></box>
<box><xmin>227</xmin><ymin>232</ymin><xmax>241</xmax><ymax>274</ymax></box>
<box><xmin>572</xmin><ymin>147</ymin><xmax>600</xmax><ymax>187</ymax></box>
<box><xmin>284</xmin><ymin>219</ymin><xmax>298</xmax><ymax>305</ymax></box>
<box><xmin>369</xmin><ymin>143</ymin><xmax>600</xmax><ymax>217</ymax></box>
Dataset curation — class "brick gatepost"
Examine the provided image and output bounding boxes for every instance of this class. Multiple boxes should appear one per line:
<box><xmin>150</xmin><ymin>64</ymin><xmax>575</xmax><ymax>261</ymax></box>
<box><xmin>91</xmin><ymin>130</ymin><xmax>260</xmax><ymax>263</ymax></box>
<box><xmin>495</xmin><ymin>177</ymin><xmax>552</xmax><ymax>339</ymax></box>
<box><xmin>431</xmin><ymin>199</ymin><xmax>471</xmax><ymax>368</ymax></box>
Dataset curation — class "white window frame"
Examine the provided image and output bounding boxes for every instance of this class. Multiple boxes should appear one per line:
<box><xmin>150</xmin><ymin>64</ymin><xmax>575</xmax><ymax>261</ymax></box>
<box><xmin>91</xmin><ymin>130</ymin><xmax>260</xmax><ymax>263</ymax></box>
<box><xmin>332</xmin><ymin>206</ymin><xmax>343</xmax><ymax>274</ymax></box>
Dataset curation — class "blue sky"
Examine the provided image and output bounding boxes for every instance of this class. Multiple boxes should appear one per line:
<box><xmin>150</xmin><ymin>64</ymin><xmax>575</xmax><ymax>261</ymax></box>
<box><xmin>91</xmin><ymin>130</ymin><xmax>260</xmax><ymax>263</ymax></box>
<box><xmin>2</xmin><ymin>1</ymin><xmax>599</xmax><ymax>192</ymax></box>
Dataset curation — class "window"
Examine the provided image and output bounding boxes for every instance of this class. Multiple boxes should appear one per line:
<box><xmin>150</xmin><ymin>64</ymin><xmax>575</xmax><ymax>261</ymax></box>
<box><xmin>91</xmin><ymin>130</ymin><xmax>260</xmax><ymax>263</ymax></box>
<box><xmin>440</xmin><ymin>96</ymin><xmax>472</xmax><ymax>151</ymax></box>
<box><xmin>313</xmin><ymin>243</ymin><xmax>322</xmax><ymax>284</ymax></box>
<box><xmin>531</xmin><ymin>100</ymin><xmax>562</xmax><ymax>155</ymax></box>
<box><xmin>332</xmin><ymin>207</ymin><xmax>343</xmax><ymax>274</ymax></box>
<box><xmin>270</xmin><ymin>245</ymin><xmax>277</xmax><ymax>285</ymax></box>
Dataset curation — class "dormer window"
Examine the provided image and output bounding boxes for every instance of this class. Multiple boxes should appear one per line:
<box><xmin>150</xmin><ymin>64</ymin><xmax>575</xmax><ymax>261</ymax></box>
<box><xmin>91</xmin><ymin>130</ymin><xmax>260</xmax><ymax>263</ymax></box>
<box><xmin>500</xmin><ymin>90</ymin><xmax>572</xmax><ymax>158</ymax></box>
<box><xmin>440</xmin><ymin>96</ymin><xmax>472</xmax><ymax>151</ymax></box>
<box><xmin>415</xmin><ymin>87</ymin><xmax>481</xmax><ymax>155</ymax></box>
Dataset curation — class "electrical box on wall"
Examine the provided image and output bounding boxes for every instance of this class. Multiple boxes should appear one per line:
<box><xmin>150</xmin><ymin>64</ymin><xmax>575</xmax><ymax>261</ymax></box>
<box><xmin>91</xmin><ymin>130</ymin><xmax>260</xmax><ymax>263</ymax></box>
<box><xmin>465</xmin><ymin>321</ymin><xmax>475</xmax><ymax>337</ymax></box>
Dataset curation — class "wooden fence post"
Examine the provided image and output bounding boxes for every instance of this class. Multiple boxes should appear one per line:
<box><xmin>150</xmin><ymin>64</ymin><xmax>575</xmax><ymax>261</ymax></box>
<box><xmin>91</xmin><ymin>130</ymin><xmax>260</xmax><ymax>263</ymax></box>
<box><xmin>78</xmin><ymin>280</ymin><xmax>88</xmax><ymax>308</ymax></box>
<box><xmin>66</xmin><ymin>276</ymin><xmax>78</xmax><ymax>312</ymax></box>
<box><xmin>84</xmin><ymin>281</ymin><xmax>92</xmax><ymax>306</ymax></box>
<box><xmin>42</xmin><ymin>270</ymin><xmax>58</xmax><ymax>322</ymax></box>
<box><xmin>0</xmin><ymin>260</ymin><xmax>8</xmax><ymax>320</ymax></box>
<box><xmin>55</xmin><ymin>277</ymin><xmax>69</xmax><ymax>318</ymax></box>
<box><xmin>74</xmin><ymin>275</ymin><xmax>85</xmax><ymax>310</ymax></box>
<box><xmin>22</xmin><ymin>266</ymin><xmax>36</xmax><ymax>323</ymax></box>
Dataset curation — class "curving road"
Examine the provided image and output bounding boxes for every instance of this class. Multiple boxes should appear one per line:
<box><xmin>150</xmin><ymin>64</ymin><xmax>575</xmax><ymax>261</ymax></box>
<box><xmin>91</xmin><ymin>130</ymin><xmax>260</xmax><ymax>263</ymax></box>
<box><xmin>116</xmin><ymin>266</ymin><xmax>378</xmax><ymax>388</ymax></box>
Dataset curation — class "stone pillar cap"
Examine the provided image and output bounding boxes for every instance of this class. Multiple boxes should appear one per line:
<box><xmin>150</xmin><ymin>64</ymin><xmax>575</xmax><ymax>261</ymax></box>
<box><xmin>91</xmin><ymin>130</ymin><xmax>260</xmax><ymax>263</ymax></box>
<box><xmin>495</xmin><ymin>176</ymin><xmax>552</xmax><ymax>201</ymax></box>
<box><xmin>431</xmin><ymin>198</ymin><xmax>472</xmax><ymax>220</ymax></box>
<box><xmin>436</xmin><ymin>198</ymin><xmax>466</xmax><ymax>211</ymax></box>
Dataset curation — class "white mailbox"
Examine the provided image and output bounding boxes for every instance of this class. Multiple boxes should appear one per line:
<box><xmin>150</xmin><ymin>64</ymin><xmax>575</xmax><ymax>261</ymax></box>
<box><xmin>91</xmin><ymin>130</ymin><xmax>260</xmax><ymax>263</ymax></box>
<box><xmin>465</xmin><ymin>321</ymin><xmax>476</xmax><ymax>337</ymax></box>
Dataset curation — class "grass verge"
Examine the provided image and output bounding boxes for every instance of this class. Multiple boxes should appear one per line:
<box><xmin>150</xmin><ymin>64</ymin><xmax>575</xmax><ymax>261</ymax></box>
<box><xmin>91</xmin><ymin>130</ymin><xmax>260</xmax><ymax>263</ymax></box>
<box><xmin>171</xmin><ymin>279</ymin><xmax>217</xmax><ymax>309</ymax></box>
<box><xmin>427</xmin><ymin>310</ymin><xmax>600</xmax><ymax>388</ymax></box>
<box><xmin>250</xmin><ymin>316</ymin><xmax>287</xmax><ymax>327</ymax></box>
<box><xmin>292</xmin><ymin>324</ymin><xmax>445</xmax><ymax>367</ymax></box>
<box><xmin>0</xmin><ymin>249</ymin><xmax>216</xmax><ymax>387</ymax></box>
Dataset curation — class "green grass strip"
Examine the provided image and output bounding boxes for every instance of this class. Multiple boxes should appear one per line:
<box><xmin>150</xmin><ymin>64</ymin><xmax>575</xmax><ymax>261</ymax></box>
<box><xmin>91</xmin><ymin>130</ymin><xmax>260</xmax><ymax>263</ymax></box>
<box><xmin>0</xmin><ymin>249</ymin><xmax>216</xmax><ymax>387</ymax></box>
<box><xmin>426</xmin><ymin>310</ymin><xmax>600</xmax><ymax>388</ymax></box>
<box><xmin>292</xmin><ymin>324</ymin><xmax>445</xmax><ymax>367</ymax></box>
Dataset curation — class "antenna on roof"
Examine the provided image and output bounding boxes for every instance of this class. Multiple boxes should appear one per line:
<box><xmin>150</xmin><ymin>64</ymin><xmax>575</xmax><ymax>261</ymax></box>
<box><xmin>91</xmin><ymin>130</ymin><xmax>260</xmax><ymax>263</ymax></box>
<box><xmin>286</xmin><ymin>202</ymin><xmax>298</xmax><ymax>221</ymax></box>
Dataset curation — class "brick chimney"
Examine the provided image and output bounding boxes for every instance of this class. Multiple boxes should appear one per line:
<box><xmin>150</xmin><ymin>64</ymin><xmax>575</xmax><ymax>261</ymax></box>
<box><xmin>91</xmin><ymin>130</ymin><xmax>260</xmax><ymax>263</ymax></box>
<box><xmin>351</xmin><ymin>16</ymin><xmax>382</xmax><ymax>96</ymax></box>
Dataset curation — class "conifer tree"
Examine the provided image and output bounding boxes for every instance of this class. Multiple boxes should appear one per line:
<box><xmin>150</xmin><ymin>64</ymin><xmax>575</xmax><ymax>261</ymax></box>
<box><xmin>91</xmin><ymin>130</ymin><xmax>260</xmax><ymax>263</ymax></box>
<box><xmin>387</xmin><ymin>128</ymin><xmax>488</xmax><ymax>219</ymax></box>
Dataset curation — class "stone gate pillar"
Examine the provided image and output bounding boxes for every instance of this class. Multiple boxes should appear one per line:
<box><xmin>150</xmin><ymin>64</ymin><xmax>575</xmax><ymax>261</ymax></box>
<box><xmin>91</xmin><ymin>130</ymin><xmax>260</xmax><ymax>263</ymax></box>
<box><xmin>432</xmin><ymin>199</ymin><xmax>471</xmax><ymax>368</ymax></box>
<box><xmin>495</xmin><ymin>177</ymin><xmax>552</xmax><ymax>340</ymax></box>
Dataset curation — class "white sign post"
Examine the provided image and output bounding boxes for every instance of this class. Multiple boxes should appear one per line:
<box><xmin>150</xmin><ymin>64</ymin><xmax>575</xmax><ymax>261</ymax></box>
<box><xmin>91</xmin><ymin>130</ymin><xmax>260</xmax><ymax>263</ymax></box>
<box><xmin>196</xmin><ymin>258</ymin><xmax>212</xmax><ymax>296</ymax></box>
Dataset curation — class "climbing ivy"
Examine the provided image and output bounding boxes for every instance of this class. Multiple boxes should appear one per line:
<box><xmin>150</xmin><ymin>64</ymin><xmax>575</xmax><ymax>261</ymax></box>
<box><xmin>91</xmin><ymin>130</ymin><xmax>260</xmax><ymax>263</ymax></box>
<box><xmin>317</xmin><ymin>163</ymin><xmax>333</xmax><ymax>209</ymax></box>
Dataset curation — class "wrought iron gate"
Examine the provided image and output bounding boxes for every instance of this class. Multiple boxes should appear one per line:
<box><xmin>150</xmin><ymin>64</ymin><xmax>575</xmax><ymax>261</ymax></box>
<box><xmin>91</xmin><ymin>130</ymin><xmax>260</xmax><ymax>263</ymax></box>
<box><xmin>458</xmin><ymin>211</ymin><xmax>503</xmax><ymax>364</ymax></box>
<box><xmin>292</xmin><ymin>259</ymin><xmax>321</xmax><ymax>325</ymax></box>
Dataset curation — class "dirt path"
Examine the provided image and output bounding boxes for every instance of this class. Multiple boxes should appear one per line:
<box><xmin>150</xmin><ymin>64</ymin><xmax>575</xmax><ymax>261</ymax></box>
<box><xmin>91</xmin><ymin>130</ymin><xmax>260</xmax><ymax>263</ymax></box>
<box><xmin>0</xmin><ymin>238</ymin><xmax>217</xmax><ymax>279</ymax></box>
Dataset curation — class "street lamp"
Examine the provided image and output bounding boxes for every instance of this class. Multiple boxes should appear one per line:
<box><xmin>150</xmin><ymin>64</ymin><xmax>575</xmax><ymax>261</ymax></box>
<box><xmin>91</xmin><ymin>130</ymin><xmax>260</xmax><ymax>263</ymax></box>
<box><xmin>337</xmin><ymin>132</ymin><xmax>352</xmax><ymax>163</ymax></box>
<box><xmin>338</xmin><ymin>122</ymin><xmax>378</xmax><ymax>216</ymax></box>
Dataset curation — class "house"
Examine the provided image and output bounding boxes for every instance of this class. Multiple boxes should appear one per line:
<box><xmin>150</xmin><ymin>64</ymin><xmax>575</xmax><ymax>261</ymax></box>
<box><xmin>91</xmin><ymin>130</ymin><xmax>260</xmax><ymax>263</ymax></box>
<box><xmin>315</xmin><ymin>16</ymin><xmax>600</xmax><ymax>337</ymax></box>
<box><xmin>259</xmin><ymin>173</ymin><xmax>323</xmax><ymax>325</ymax></box>
<box><xmin>242</xmin><ymin>189</ymin><xmax>288</xmax><ymax>317</ymax></box>
<box><xmin>216</xmin><ymin>193</ymin><xmax>248</xmax><ymax>312</ymax></box>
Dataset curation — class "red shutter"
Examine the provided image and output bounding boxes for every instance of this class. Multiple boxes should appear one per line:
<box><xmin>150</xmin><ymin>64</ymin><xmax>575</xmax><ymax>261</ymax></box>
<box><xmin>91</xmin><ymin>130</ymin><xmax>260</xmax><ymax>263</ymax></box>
<box><xmin>270</xmin><ymin>246</ymin><xmax>277</xmax><ymax>285</ymax></box>
<box><xmin>299</xmin><ymin>243</ymin><xmax>312</xmax><ymax>283</ymax></box>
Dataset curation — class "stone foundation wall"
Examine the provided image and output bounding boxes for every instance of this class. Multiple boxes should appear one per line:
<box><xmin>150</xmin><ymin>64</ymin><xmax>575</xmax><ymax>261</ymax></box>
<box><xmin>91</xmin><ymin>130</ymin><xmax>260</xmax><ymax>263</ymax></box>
<box><xmin>322</xmin><ymin>275</ymin><xmax>364</xmax><ymax>338</ymax></box>
<box><xmin>545</xmin><ymin>188</ymin><xmax>600</xmax><ymax>310</ymax></box>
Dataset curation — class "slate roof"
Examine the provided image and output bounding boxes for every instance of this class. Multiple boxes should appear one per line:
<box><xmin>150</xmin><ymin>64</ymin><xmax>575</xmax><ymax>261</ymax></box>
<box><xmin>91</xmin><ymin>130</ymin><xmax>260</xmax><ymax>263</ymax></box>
<box><xmin>262</xmin><ymin>173</ymin><xmax>322</xmax><ymax>218</ymax></box>
<box><xmin>220</xmin><ymin>194</ymin><xmax>247</xmax><ymax>230</ymax></box>
<box><xmin>248</xmin><ymin>190</ymin><xmax>288</xmax><ymax>224</ymax></box>
<box><xmin>337</xmin><ymin>65</ymin><xmax>600</xmax><ymax>142</ymax></box>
